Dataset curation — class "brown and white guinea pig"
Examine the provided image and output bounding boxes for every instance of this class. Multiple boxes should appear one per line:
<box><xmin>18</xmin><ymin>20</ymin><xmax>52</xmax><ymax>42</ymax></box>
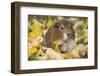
<box><xmin>44</xmin><ymin>19</ymin><xmax>76</xmax><ymax>53</ymax></box>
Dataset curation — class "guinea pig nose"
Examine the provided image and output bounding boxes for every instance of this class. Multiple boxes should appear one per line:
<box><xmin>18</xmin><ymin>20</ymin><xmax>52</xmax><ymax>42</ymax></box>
<box><xmin>67</xmin><ymin>33</ymin><xmax>70</xmax><ymax>36</ymax></box>
<box><xmin>61</xmin><ymin>27</ymin><xmax>64</xmax><ymax>30</ymax></box>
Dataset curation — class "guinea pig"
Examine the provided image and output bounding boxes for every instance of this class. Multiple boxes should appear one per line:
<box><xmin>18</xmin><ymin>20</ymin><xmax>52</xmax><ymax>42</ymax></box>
<box><xmin>44</xmin><ymin>19</ymin><xmax>76</xmax><ymax>52</ymax></box>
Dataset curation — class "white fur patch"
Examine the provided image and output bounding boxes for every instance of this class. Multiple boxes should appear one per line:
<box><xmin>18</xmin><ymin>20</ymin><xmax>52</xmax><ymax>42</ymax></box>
<box><xmin>63</xmin><ymin>33</ymin><xmax>68</xmax><ymax>40</ymax></box>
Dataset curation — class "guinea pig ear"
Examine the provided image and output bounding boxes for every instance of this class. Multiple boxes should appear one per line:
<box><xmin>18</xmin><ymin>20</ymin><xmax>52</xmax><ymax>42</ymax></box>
<box><xmin>66</xmin><ymin>18</ymin><xmax>79</xmax><ymax>27</ymax></box>
<box><xmin>54</xmin><ymin>22</ymin><xmax>60</xmax><ymax>28</ymax></box>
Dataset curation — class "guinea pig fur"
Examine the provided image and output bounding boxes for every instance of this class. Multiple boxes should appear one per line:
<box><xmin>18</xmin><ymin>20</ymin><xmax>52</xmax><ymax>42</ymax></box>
<box><xmin>44</xmin><ymin>19</ymin><xmax>76</xmax><ymax>53</ymax></box>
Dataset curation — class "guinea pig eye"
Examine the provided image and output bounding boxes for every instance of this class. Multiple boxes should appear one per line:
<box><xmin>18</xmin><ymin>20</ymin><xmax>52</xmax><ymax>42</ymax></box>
<box><xmin>60</xmin><ymin>25</ymin><xmax>64</xmax><ymax>30</ymax></box>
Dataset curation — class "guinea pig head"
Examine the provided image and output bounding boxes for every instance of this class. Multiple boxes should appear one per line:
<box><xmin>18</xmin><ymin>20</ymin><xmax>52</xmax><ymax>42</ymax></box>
<box><xmin>62</xmin><ymin>20</ymin><xmax>75</xmax><ymax>40</ymax></box>
<box><xmin>54</xmin><ymin>20</ymin><xmax>75</xmax><ymax>40</ymax></box>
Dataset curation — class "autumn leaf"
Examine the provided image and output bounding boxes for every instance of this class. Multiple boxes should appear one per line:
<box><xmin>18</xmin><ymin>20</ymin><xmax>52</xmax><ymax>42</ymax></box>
<box><xmin>46</xmin><ymin>18</ymin><xmax>53</xmax><ymax>28</ymax></box>
<box><xmin>63</xmin><ymin>53</ymin><xmax>73</xmax><ymax>59</ymax></box>
<box><xmin>71</xmin><ymin>44</ymin><xmax>88</xmax><ymax>58</ymax></box>
<box><xmin>28</xmin><ymin>47</ymin><xmax>38</xmax><ymax>57</ymax></box>
<box><xmin>46</xmin><ymin>48</ymin><xmax>63</xmax><ymax>60</ymax></box>
<box><xmin>35</xmin><ymin>49</ymin><xmax>48</xmax><ymax>60</ymax></box>
<box><xmin>53</xmin><ymin>39</ymin><xmax>63</xmax><ymax>52</ymax></box>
